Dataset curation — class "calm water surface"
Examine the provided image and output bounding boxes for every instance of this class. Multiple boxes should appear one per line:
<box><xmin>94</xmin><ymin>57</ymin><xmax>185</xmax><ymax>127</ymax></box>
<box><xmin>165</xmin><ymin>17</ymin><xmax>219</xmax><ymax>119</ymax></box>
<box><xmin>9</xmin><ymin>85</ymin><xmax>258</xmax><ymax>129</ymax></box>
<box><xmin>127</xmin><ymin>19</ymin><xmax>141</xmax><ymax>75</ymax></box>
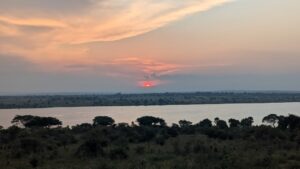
<box><xmin>0</xmin><ymin>102</ymin><xmax>300</xmax><ymax>127</ymax></box>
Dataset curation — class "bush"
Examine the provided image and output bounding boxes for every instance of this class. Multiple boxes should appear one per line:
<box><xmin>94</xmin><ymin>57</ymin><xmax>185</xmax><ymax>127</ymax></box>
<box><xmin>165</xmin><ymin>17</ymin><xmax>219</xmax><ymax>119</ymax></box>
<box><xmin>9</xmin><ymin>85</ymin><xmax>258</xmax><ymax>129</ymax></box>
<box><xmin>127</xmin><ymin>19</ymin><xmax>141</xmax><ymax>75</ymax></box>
<box><xmin>135</xmin><ymin>127</ymin><xmax>156</xmax><ymax>142</ymax></box>
<box><xmin>76</xmin><ymin>139</ymin><xmax>104</xmax><ymax>158</ymax></box>
<box><xmin>29</xmin><ymin>158</ymin><xmax>39</xmax><ymax>168</ymax></box>
<box><xmin>19</xmin><ymin>138</ymin><xmax>44</xmax><ymax>154</ymax></box>
<box><xmin>134</xmin><ymin>146</ymin><xmax>145</xmax><ymax>154</ymax></box>
<box><xmin>72</xmin><ymin>123</ymin><xmax>93</xmax><ymax>133</ymax></box>
<box><xmin>109</xmin><ymin>147</ymin><xmax>128</xmax><ymax>160</ymax></box>
<box><xmin>155</xmin><ymin>135</ymin><xmax>166</xmax><ymax>145</ymax></box>
<box><xmin>167</xmin><ymin>127</ymin><xmax>178</xmax><ymax>137</ymax></box>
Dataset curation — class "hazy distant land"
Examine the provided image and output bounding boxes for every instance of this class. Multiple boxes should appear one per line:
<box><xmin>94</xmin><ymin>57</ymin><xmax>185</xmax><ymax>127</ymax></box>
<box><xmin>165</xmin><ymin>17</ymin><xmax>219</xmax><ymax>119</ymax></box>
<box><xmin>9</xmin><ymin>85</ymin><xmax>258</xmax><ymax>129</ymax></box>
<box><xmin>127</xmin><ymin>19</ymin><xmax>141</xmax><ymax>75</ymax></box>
<box><xmin>1</xmin><ymin>92</ymin><xmax>300</xmax><ymax>109</ymax></box>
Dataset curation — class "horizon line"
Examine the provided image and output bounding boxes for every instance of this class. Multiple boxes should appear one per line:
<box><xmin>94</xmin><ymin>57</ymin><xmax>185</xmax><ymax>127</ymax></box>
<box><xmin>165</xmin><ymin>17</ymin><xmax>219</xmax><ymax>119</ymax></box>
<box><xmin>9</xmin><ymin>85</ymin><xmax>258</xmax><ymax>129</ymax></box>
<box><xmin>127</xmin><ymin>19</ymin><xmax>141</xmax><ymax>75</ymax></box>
<box><xmin>1</xmin><ymin>90</ymin><xmax>300</xmax><ymax>97</ymax></box>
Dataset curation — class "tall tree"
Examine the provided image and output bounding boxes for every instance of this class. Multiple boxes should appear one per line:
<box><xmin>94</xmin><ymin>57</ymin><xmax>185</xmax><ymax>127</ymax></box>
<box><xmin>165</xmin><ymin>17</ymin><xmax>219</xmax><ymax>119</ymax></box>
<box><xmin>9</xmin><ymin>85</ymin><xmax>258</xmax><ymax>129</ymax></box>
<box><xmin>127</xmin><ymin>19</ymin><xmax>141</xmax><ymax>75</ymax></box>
<box><xmin>93</xmin><ymin>116</ymin><xmax>115</xmax><ymax>126</ymax></box>
<box><xmin>179</xmin><ymin>120</ymin><xmax>192</xmax><ymax>128</ymax></box>
<box><xmin>228</xmin><ymin>119</ymin><xmax>240</xmax><ymax>128</ymax></box>
<box><xmin>11</xmin><ymin>115</ymin><xmax>62</xmax><ymax>128</ymax></box>
<box><xmin>262</xmin><ymin>114</ymin><xmax>279</xmax><ymax>127</ymax></box>
<box><xmin>215</xmin><ymin>118</ymin><xmax>228</xmax><ymax>129</ymax></box>
<box><xmin>286</xmin><ymin>114</ymin><xmax>300</xmax><ymax>130</ymax></box>
<box><xmin>197</xmin><ymin>119</ymin><xmax>212</xmax><ymax>128</ymax></box>
<box><xmin>136</xmin><ymin>116</ymin><xmax>166</xmax><ymax>127</ymax></box>
<box><xmin>241</xmin><ymin>117</ymin><xmax>254</xmax><ymax>127</ymax></box>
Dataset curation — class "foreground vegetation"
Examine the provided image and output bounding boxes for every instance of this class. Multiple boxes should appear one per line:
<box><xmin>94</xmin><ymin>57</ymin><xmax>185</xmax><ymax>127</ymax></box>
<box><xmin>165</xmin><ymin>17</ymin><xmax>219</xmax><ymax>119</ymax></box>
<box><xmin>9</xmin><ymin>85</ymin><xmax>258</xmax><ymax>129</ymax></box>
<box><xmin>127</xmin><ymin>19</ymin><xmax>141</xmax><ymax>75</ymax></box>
<box><xmin>0</xmin><ymin>114</ymin><xmax>300</xmax><ymax>169</ymax></box>
<box><xmin>1</xmin><ymin>92</ymin><xmax>300</xmax><ymax>108</ymax></box>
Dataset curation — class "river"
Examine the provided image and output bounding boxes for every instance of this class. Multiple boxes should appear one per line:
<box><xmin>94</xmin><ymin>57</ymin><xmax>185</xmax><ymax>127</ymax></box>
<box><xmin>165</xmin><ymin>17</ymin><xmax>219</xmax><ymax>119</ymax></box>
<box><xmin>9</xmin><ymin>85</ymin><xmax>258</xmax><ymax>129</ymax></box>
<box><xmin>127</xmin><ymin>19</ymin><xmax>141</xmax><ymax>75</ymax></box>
<box><xmin>0</xmin><ymin>102</ymin><xmax>300</xmax><ymax>127</ymax></box>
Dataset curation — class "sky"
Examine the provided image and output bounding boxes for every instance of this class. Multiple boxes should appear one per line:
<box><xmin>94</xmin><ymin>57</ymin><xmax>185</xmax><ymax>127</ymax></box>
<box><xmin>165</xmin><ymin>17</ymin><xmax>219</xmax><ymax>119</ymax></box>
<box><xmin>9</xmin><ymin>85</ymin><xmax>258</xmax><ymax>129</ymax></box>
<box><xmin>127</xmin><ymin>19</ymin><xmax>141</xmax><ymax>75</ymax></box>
<box><xmin>0</xmin><ymin>0</ymin><xmax>300</xmax><ymax>94</ymax></box>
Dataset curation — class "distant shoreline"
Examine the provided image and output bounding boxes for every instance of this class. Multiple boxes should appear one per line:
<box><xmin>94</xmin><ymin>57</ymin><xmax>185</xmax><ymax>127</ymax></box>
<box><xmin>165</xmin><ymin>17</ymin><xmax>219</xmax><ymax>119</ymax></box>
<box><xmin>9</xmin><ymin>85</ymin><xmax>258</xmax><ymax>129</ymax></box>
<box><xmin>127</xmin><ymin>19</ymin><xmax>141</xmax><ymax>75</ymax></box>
<box><xmin>1</xmin><ymin>90</ymin><xmax>300</xmax><ymax>97</ymax></box>
<box><xmin>1</xmin><ymin>92</ymin><xmax>300</xmax><ymax>109</ymax></box>
<box><xmin>2</xmin><ymin>102</ymin><xmax>300</xmax><ymax>110</ymax></box>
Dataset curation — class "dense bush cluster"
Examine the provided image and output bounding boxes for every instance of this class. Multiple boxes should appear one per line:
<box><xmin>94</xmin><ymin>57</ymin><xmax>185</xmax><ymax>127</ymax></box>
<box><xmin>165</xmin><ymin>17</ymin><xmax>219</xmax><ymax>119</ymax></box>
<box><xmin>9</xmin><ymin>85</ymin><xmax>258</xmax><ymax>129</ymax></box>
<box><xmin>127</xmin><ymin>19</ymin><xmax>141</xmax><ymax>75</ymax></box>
<box><xmin>0</xmin><ymin>114</ymin><xmax>299</xmax><ymax>169</ymax></box>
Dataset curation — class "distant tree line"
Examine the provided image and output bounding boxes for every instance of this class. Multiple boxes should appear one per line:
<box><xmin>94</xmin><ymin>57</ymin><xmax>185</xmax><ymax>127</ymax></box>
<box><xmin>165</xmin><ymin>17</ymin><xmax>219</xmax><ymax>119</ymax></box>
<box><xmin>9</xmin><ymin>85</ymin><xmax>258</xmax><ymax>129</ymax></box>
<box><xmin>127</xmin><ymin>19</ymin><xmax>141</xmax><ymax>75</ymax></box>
<box><xmin>1</xmin><ymin>92</ymin><xmax>300</xmax><ymax>108</ymax></box>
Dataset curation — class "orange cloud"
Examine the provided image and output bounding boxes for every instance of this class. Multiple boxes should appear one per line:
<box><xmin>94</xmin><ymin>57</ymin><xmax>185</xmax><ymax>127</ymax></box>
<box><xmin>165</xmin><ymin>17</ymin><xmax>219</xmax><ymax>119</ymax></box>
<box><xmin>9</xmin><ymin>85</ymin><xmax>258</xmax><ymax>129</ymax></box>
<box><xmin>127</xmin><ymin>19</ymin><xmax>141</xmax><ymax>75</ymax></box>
<box><xmin>0</xmin><ymin>16</ymin><xmax>66</xmax><ymax>28</ymax></box>
<box><xmin>112</xmin><ymin>57</ymin><xmax>182</xmax><ymax>78</ymax></box>
<box><xmin>54</xmin><ymin>0</ymin><xmax>233</xmax><ymax>44</ymax></box>
<box><xmin>0</xmin><ymin>0</ymin><xmax>232</xmax><ymax>44</ymax></box>
<box><xmin>64</xmin><ymin>57</ymin><xmax>184</xmax><ymax>81</ymax></box>
<box><xmin>0</xmin><ymin>0</ymin><xmax>233</xmax><ymax>73</ymax></box>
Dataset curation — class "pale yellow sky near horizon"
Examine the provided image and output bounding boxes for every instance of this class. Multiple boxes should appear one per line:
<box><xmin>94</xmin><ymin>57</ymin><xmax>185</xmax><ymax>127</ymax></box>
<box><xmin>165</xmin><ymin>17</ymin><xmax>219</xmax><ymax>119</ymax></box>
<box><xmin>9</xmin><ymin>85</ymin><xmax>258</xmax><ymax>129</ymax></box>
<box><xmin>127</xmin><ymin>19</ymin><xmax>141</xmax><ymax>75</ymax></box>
<box><xmin>0</xmin><ymin>0</ymin><xmax>300</xmax><ymax>92</ymax></box>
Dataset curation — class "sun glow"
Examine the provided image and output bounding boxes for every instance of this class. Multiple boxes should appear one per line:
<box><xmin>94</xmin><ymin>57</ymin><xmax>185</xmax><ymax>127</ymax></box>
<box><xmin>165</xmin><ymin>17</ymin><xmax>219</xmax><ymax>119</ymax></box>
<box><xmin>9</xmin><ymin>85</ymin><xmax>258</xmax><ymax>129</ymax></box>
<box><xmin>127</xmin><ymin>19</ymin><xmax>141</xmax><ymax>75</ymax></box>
<box><xmin>139</xmin><ymin>81</ymin><xmax>157</xmax><ymax>88</ymax></box>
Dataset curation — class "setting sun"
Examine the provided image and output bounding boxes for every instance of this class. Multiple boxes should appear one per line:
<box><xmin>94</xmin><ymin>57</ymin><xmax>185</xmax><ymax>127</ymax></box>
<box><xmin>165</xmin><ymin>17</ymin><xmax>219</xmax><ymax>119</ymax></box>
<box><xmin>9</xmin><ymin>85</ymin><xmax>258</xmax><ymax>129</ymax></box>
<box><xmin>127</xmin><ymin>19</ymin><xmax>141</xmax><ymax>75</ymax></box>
<box><xmin>139</xmin><ymin>81</ymin><xmax>156</xmax><ymax>88</ymax></box>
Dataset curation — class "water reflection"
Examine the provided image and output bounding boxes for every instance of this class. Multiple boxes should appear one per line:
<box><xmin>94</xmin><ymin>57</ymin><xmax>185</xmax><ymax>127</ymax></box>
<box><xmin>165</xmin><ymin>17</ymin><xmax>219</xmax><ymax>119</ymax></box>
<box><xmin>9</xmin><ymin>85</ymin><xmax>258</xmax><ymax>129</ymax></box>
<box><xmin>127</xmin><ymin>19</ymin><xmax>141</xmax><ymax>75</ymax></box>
<box><xmin>0</xmin><ymin>102</ymin><xmax>300</xmax><ymax>127</ymax></box>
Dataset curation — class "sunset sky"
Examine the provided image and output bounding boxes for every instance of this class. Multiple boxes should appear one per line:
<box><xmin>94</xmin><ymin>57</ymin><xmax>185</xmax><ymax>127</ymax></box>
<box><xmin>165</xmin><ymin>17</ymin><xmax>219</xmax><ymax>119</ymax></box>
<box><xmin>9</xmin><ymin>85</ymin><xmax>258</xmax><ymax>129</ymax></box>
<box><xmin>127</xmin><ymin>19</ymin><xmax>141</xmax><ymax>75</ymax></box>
<box><xmin>0</xmin><ymin>0</ymin><xmax>300</xmax><ymax>94</ymax></box>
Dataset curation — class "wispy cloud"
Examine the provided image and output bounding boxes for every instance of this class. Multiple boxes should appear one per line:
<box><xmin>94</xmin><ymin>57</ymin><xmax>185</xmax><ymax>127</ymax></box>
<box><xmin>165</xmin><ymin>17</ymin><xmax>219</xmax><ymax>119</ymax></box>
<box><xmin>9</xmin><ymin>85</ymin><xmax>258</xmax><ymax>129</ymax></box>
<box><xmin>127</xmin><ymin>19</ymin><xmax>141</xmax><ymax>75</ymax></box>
<box><xmin>62</xmin><ymin>0</ymin><xmax>233</xmax><ymax>44</ymax></box>
<box><xmin>0</xmin><ymin>0</ymin><xmax>233</xmax><ymax>81</ymax></box>
<box><xmin>0</xmin><ymin>0</ymin><xmax>232</xmax><ymax>44</ymax></box>
<box><xmin>111</xmin><ymin>57</ymin><xmax>182</xmax><ymax>78</ymax></box>
<box><xmin>0</xmin><ymin>16</ymin><xmax>65</xmax><ymax>28</ymax></box>
<box><xmin>66</xmin><ymin>57</ymin><xmax>183</xmax><ymax>81</ymax></box>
